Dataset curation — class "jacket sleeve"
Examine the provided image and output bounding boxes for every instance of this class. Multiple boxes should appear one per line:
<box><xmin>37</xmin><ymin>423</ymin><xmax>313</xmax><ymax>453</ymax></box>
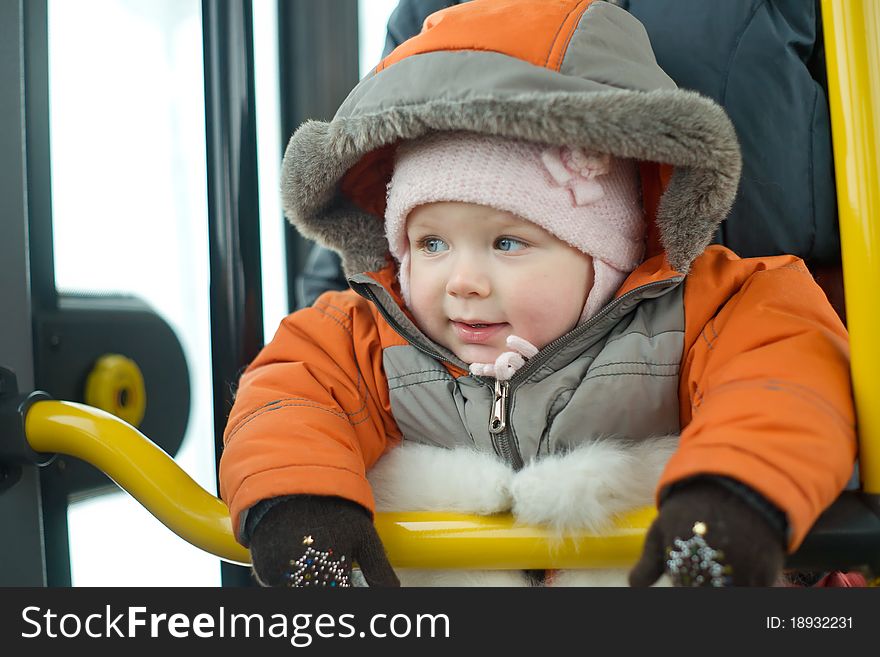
<box><xmin>218</xmin><ymin>290</ymin><xmax>400</xmax><ymax>543</ymax></box>
<box><xmin>663</xmin><ymin>257</ymin><xmax>857</xmax><ymax>551</ymax></box>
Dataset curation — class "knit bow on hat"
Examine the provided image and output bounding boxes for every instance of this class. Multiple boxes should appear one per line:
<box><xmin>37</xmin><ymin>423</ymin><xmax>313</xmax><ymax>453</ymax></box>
<box><xmin>541</xmin><ymin>147</ymin><xmax>612</xmax><ymax>206</ymax></box>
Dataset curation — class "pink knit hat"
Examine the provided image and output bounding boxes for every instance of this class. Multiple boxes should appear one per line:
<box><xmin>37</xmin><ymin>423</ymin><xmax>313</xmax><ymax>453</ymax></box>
<box><xmin>385</xmin><ymin>131</ymin><xmax>645</xmax><ymax>323</ymax></box>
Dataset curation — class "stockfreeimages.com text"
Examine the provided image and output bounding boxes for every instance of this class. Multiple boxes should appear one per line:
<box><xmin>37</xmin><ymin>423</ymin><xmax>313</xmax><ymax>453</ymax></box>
<box><xmin>21</xmin><ymin>605</ymin><xmax>450</xmax><ymax>646</ymax></box>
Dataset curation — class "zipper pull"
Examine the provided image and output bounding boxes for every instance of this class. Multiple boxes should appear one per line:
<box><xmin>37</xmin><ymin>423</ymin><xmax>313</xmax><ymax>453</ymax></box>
<box><xmin>489</xmin><ymin>379</ymin><xmax>509</xmax><ymax>435</ymax></box>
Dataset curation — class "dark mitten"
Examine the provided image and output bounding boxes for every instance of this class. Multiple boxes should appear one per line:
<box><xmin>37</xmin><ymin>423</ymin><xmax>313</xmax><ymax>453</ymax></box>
<box><xmin>629</xmin><ymin>480</ymin><xmax>786</xmax><ymax>587</ymax></box>
<box><xmin>249</xmin><ymin>495</ymin><xmax>400</xmax><ymax>588</ymax></box>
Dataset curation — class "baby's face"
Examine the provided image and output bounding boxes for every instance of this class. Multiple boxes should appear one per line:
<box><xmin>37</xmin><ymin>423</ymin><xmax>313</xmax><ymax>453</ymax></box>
<box><xmin>406</xmin><ymin>202</ymin><xmax>593</xmax><ymax>364</ymax></box>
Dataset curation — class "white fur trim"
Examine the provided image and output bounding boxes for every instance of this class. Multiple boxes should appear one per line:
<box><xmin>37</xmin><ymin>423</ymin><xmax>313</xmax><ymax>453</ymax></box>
<box><xmin>510</xmin><ymin>436</ymin><xmax>678</xmax><ymax>533</ymax></box>
<box><xmin>367</xmin><ymin>442</ymin><xmax>514</xmax><ymax>514</ymax></box>
<box><xmin>367</xmin><ymin>437</ymin><xmax>678</xmax><ymax>587</ymax></box>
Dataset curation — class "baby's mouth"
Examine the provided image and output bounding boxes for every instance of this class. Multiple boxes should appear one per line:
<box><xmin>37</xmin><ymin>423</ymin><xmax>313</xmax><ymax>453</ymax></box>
<box><xmin>450</xmin><ymin>320</ymin><xmax>508</xmax><ymax>344</ymax></box>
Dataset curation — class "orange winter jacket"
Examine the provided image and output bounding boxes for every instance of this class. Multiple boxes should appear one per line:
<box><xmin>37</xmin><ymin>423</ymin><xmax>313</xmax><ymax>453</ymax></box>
<box><xmin>219</xmin><ymin>0</ymin><xmax>856</xmax><ymax>552</ymax></box>
<box><xmin>221</xmin><ymin>246</ymin><xmax>855</xmax><ymax>551</ymax></box>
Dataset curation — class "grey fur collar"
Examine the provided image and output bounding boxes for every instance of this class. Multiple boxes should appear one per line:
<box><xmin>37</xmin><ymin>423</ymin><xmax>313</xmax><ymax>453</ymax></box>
<box><xmin>282</xmin><ymin>88</ymin><xmax>740</xmax><ymax>277</ymax></box>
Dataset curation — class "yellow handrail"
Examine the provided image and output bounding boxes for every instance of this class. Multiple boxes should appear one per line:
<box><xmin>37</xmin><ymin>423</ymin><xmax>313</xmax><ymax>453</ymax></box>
<box><xmin>23</xmin><ymin>400</ymin><xmax>654</xmax><ymax>569</ymax></box>
<box><xmin>374</xmin><ymin>507</ymin><xmax>654</xmax><ymax>569</ymax></box>
<box><xmin>822</xmin><ymin>0</ymin><xmax>880</xmax><ymax>493</ymax></box>
<box><xmin>25</xmin><ymin>400</ymin><xmax>251</xmax><ymax>566</ymax></box>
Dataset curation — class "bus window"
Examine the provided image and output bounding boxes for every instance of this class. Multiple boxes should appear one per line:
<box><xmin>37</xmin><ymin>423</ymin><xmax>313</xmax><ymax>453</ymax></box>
<box><xmin>48</xmin><ymin>0</ymin><xmax>218</xmax><ymax>586</ymax></box>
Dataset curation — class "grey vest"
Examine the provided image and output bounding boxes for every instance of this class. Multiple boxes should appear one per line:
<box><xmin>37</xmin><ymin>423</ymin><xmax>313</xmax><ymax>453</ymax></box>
<box><xmin>351</xmin><ymin>274</ymin><xmax>685</xmax><ymax>469</ymax></box>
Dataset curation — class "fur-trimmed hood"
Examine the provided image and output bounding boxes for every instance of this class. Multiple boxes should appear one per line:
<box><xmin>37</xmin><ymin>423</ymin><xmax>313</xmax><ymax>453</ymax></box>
<box><xmin>280</xmin><ymin>0</ymin><xmax>741</xmax><ymax>278</ymax></box>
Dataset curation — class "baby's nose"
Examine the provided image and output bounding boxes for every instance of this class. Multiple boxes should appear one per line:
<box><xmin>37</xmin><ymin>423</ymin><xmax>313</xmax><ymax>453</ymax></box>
<box><xmin>446</xmin><ymin>258</ymin><xmax>491</xmax><ymax>297</ymax></box>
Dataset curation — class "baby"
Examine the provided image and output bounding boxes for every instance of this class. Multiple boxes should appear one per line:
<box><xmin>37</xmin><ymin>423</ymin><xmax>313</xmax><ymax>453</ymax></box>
<box><xmin>219</xmin><ymin>0</ymin><xmax>855</xmax><ymax>588</ymax></box>
<box><xmin>364</xmin><ymin>132</ymin><xmax>679</xmax><ymax>586</ymax></box>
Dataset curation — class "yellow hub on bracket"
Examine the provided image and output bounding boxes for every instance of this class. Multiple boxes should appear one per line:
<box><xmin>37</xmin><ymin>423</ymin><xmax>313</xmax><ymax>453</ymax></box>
<box><xmin>84</xmin><ymin>354</ymin><xmax>147</xmax><ymax>427</ymax></box>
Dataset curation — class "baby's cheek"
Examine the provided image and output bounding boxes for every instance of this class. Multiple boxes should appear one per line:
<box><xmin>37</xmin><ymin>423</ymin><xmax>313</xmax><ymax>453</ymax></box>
<box><xmin>512</xmin><ymin>281</ymin><xmax>585</xmax><ymax>346</ymax></box>
<box><xmin>410</xmin><ymin>296</ymin><xmax>441</xmax><ymax>331</ymax></box>
<box><xmin>533</xmin><ymin>274</ymin><xmax>588</xmax><ymax>316</ymax></box>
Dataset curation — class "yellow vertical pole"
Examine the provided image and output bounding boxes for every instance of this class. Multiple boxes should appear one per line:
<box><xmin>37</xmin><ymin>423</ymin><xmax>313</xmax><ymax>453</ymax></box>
<box><xmin>821</xmin><ymin>0</ymin><xmax>880</xmax><ymax>493</ymax></box>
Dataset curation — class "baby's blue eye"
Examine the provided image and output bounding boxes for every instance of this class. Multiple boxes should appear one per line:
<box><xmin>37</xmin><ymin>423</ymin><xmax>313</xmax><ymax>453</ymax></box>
<box><xmin>421</xmin><ymin>237</ymin><xmax>448</xmax><ymax>253</ymax></box>
<box><xmin>496</xmin><ymin>237</ymin><xmax>527</xmax><ymax>252</ymax></box>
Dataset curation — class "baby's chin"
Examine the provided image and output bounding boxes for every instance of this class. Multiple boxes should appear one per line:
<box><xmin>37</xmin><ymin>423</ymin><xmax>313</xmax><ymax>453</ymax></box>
<box><xmin>453</xmin><ymin>343</ymin><xmax>507</xmax><ymax>365</ymax></box>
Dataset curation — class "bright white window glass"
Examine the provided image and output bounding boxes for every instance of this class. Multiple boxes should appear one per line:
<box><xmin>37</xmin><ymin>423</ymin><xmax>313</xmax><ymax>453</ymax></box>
<box><xmin>48</xmin><ymin>0</ymin><xmax>220</xmax><ymax>586</ymax></box>
<box><xmin>359</xmin><ymin>0</ymin><xmax>401</xmax><ymax>78</ymax></box>
<box><xmin>256</xmin><ymin>0</ymin><xmax>398</xmax><ymax>332</ymax></box>
<box><xmin>253</xmin><ymin>0</ymin><xmax>288</xmax><ymax>338</ymax></box>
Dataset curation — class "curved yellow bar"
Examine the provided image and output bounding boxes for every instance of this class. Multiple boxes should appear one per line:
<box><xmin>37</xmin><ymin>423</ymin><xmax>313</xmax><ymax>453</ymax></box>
<box><xmin>376</xmin><ymin>507</ymin><xmax>655</xmax><ymax>569</ymax></box>
<box><xmin>821</xmin><ymin>0</ymin><xmax>880</xmax><ymax>493</ymax></box>
<box><xmin>24</xmin><ymin>400</ymin><xmax>654</xmax><ymax>569</ymax></box>
<box><xmin>25</xmin><ymin>400</ymin><xmax>252</xmax><ymax>566</ymax></box>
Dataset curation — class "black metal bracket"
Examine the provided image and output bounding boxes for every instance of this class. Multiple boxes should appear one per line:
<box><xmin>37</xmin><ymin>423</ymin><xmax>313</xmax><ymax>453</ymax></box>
<box><xmin>0</xmin><ymin>366</ymin><xmax>55</xmax><ymax>486</ymax></box>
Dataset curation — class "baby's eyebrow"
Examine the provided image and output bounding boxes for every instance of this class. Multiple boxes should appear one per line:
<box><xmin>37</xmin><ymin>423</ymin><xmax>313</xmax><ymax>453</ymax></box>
<box><xmin>493</xmin><ymin>220</ymin><xmax>545</xmax><ymax>235</ymax></box>
<box><xmin>406</xmin><ymin>222</ymin><xmax>442</xmax><ymax>234</ymax></box>
<box><xmin>495</xmin><ymin>221</ymin><xmax>535</xmax><ymax>231</ymax></box>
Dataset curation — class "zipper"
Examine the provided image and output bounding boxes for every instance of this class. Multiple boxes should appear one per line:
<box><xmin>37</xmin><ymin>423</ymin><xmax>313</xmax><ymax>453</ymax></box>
<box><xmin>489</xmin><ymin>379</ymin><xmax>508</xmax><ymax>435</ymax></box>
<box><xmin>488</xmin><ymin>379</ymin><xmax>522</xmax><ymax>469</ymax></box>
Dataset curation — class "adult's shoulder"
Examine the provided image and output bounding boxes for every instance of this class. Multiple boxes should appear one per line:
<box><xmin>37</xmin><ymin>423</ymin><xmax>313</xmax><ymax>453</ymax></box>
<box><xmin>384</xmin><ymin>0</ymin><xmax>465</xmax><ymax>55</ymax></box>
